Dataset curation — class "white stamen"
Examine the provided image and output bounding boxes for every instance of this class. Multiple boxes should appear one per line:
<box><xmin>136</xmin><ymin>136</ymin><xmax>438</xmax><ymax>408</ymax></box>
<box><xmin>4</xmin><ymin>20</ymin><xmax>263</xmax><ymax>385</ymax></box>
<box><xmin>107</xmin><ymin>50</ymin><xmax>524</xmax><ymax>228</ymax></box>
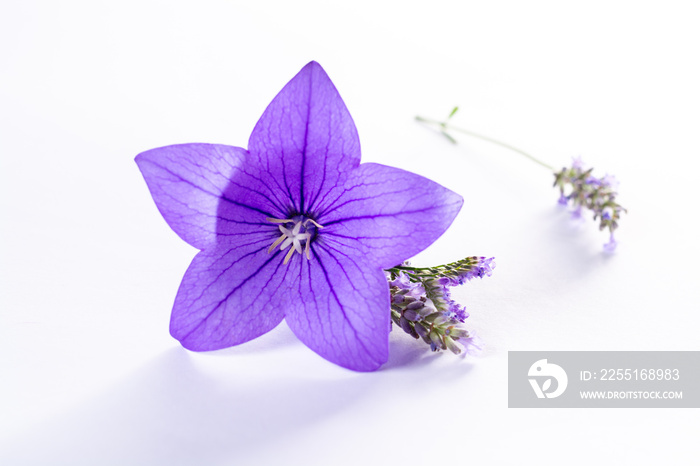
<box><xmin>267</xmin><ymin>235</ymin><xmax>286</xmax><ymax>253</ymax></box>
<box><xmin>305</xmin><ymin>218</ymin><xmax>324</xmax><ymax>229</ymax></box>
<box><xmin>267</xmin><ymin>217</ymin><xmax>295</xmax><ymax>224</ymax></box>
<box><xmin>283</xmin><ymin>246</ymin><xmax>296</xmax><ymax>264</ymax></box>
<box><xmin>266</xmin><ymin>216</ymin><xmax>324</xmax><ymax>263</ymax></box>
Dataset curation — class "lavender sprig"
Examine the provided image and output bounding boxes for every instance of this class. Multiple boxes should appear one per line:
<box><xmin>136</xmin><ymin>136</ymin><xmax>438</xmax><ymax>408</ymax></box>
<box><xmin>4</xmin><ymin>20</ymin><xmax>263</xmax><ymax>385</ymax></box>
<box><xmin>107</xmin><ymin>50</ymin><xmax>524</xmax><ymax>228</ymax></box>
<box><xmin>416</xmin><ymin>107</ymin><xmax>626</xmax><ymax>251</ymax></box>
<box><xmin>553</xmin><ymin>158</ymin><xmax>626</xmax><ymax>251</ymax></box>
<box><xmin>385</xmin><ymin>256</ymin><xmax>494</xmax><ymax>354</ymax></box>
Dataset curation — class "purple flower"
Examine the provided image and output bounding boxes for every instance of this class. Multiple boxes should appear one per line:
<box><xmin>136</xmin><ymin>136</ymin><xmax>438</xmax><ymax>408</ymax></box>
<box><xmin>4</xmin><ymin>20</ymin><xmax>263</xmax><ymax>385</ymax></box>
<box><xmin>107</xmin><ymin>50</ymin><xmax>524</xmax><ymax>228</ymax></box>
<box><xmin>601</xmin><ymin>174</ymin><xmax>619</xmax><ymax>189</ymax></box>
<box><xmin>456</xmin><ymin>333</ymin><xmax>484</xmax><ymax>357</ymax></box>
<box><xmin>135</xmin><ymin>62</ymin><xmax>463</xmax><ymax>371</ymax></box>
<box><xmin>467</xmin><ymin>256</ymin><xmax>495</xmax><ymax>280</ymax></box>
<box><xmin>553</xmin><ymin>158</ymin><xmax>626</xmax><ymax>250</ymax></box>
<box><xmin>603</xmin><ymin>233</ymin><xmax>617</xmax><ymax>253</ymax></box>
<box><xmin>571</xmin><ymin>205</ymin><xmax>583</xmax><ymax>219</ymax></box>
<box><xmin>436</xmin><ymin>256</ymin><xmax>495</xmax><ymax>286</ymax></box>
<box><xmin>388</xmin><ymin>271</ymin><xmax>426</xmax><ymax>299</ymax></box>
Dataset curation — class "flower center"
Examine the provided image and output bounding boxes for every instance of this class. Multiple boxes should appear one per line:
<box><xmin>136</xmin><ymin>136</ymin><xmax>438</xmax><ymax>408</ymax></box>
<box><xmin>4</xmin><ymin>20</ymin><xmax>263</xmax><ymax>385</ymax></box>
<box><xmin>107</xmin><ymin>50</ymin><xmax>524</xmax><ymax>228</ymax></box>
<box><xmin>266</xmin><ymin>215</ymin><xmax>324</xmax><ymax>264</ymax></box>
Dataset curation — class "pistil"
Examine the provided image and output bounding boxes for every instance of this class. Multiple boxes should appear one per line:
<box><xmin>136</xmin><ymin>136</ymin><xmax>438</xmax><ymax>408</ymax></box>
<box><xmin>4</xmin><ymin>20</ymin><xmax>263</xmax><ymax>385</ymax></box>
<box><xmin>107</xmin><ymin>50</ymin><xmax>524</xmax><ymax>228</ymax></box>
<box><xmin>266</xmin><ymin>216</ymin><xmax>323</xmax><ymax>264</ymax></box>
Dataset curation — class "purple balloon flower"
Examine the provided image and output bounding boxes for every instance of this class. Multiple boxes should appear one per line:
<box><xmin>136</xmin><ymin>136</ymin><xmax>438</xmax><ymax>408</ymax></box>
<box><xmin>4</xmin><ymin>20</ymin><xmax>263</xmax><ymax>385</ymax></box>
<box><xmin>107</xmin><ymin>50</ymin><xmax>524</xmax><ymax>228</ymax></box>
<box><xmin>135</xmin><ymin>62</ymin><xmax>463</xmax><ymax>371</ymax></box>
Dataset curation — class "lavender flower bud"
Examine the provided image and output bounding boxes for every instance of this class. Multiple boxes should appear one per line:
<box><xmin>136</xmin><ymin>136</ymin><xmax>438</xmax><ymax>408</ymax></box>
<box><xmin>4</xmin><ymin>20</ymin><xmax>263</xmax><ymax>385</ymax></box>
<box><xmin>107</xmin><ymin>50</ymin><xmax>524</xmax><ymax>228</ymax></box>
<box><xmin>399</xmin><ymin>316</ymin><xmax>417</xmax><ymax>338</ymax></box>
<box><xmin>406</xmin><ymin>300</ymin><xmax>424</xmax><ymax>311</ymax></box>
<box><xmin>449</xmin><ymin>328</ymin><xmax>470</xmax><ymax>339</ymax></box>
<box><xmin>444</xmin><ymin>336</ymin><xmax>462</xmax><ymax>355</ymax></box>
<box><xmin>414</xmin><ymin>322</ymin><xmax>429</xmax><ymax>338</ymax></box>
<box><xmin>429</xmin><ymin>331</ymin><xmax>444</xmax><ymax>350</ymax></box>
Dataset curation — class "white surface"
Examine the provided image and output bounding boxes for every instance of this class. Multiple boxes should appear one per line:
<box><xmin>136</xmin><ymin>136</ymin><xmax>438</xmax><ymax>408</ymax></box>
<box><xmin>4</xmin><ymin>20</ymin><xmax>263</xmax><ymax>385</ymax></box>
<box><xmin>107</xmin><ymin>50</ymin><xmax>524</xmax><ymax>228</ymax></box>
<box><xmin>2</xmin><ymin>1</ymin><xmax>699</xmax><ymax>464</ymax></box>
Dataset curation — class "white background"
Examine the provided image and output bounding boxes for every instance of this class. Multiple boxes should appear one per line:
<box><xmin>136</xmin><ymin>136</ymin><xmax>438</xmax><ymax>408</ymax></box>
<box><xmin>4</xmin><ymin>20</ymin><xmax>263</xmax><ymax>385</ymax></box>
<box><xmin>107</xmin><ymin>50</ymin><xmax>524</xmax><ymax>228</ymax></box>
<box><xmin>2</xmin><ymin>1</ymin><xmax>699</xmax><ymax>464</ymax></box>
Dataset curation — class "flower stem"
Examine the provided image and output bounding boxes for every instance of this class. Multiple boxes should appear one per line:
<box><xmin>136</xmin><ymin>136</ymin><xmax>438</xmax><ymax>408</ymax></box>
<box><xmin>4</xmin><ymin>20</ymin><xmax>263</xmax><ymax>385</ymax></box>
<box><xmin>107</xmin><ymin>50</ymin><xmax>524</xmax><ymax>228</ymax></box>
<box><xmin>415</xmin><ymin>115</ymin><xmax>555</xmax><ymax>171</ymax></box>
<box><xmin>386</xmin><ymin>256</ymin><xmax>481</xmax><ymax>280</ymax></box>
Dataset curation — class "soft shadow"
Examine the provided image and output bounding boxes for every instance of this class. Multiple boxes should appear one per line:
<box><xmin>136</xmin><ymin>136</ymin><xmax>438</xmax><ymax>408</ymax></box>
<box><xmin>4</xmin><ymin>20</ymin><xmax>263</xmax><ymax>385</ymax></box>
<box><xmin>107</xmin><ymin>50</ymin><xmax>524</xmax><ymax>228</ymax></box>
<box><xmin>382</xmin><ymin>333</ymin><xmax>478</xmax><ymax>383</ymax></box>
<box><xmin>4</xmin><ymin>326</ymin><xmax>482</xmax><ymax>465</ymax></box>
<box><xmin>383</xmin><ymin>333</ymin><xmax>442</xmax><ymax>369</ymax></box>
<box><xmin>537</xmin><ymin>205</ymin><xmax>614</xmax><ymax>278</ymax></box>
<box><xmin>3</xmin><ymin>348</ymin><xmax>376</xmax><ymax>466</ymax></box>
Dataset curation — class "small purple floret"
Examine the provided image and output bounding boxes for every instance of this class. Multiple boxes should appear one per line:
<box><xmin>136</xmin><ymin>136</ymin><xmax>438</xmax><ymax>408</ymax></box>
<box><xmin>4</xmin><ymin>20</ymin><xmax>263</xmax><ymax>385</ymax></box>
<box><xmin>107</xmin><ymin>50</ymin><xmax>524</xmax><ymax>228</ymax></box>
<box><xmin>458</xmin><ymin>333</ymin><xmax>484</xmax><ymax>356</ymax></box>
<box><xmin>604</xmin><ymin>234</ymin><xmax>617</xmax><ymax>253</ymax></box>
<box><xmin>601</xmin><ymin>174</ymin><xmax>619</xmax><ymax>189</ymax></box>
<box><xmin>456</xmin><ymin>256</ymin><xmax>495</xmax><ymax>283</ymax></box>
<box><xmin>389</xmin><ymin>272</ymin><xmax>426</xmax><ymax>299</ymax></box>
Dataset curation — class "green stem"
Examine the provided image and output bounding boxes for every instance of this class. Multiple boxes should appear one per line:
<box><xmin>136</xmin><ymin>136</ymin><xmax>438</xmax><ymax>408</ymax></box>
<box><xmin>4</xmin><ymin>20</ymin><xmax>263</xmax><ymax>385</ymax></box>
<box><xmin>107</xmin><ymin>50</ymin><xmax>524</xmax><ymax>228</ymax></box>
<box><xmin>415</xmin><ymin>116</ymin><xmax>555</xmax><ymax>171</ymax></box>
<box><xmin>392</xmin><ymin>265</ymin><xmax>437</xmax><ymax>272</ymax></box>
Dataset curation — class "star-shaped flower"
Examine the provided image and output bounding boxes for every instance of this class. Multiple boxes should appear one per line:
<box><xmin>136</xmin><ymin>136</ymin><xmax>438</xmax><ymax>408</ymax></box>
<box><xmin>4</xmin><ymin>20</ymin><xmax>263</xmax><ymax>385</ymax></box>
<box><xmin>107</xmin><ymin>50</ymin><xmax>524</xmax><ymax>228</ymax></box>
<box><xmin>135</xmin><ymin>62</ymin><xmax>463</xmax><ymax>371</ymax></box>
